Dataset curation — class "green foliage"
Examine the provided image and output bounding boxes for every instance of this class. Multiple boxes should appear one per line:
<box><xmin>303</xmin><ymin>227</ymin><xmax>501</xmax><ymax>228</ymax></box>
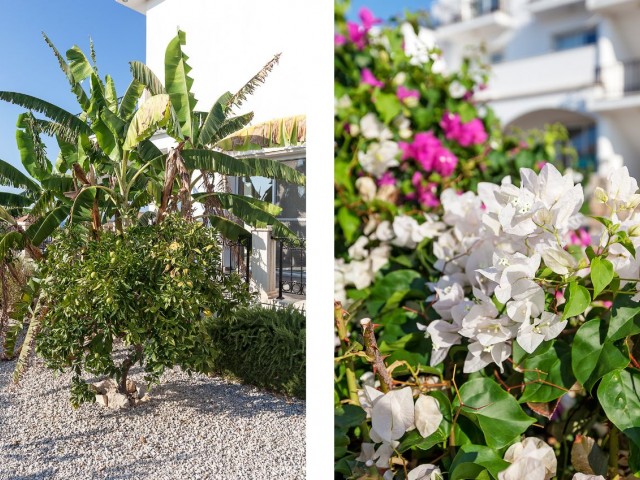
<box><xmin>207</xmin><ymin>304</ymin><xmax>306</xmax><ymax>399</ymax></box>
<box><xmin>36</xmin><ymin>216</ymin><xmax>251</xmax><ymax>406</ymax></box>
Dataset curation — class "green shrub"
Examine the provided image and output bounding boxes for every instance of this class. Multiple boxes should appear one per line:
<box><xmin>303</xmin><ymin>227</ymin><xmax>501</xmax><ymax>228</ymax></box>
<box><xmin>208</xmin><ymin>304</ymin><xmax>306</xmax><ymax>399</ymax></box>
<box><xmin>37</xmin><ymin>216</ymin><xmax>252</xmax><ymax>406</ymax></box>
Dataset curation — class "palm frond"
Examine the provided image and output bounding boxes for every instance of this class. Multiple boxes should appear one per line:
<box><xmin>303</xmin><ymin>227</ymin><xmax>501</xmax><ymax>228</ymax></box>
<box><xmin>227</xmin><ymin>53</ymin><xmax>281</xmax><ymax>112</ymax></box>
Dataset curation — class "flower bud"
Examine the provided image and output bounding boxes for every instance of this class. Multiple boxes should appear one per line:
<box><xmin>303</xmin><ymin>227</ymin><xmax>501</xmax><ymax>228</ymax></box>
<box><xmin>594</xmin><ymin>186</ymin><xmax>608</xmax><ymax>204</ymax></box>
<box><xmin>355</xmin><ymin>176</ymin><xmax>377</xmax><ymax>202</ymax></box>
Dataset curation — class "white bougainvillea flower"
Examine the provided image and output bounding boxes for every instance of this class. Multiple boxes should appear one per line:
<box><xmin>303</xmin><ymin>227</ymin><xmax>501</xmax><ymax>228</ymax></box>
<box><xmin>464</xmin><ymin>340</ymin><xmax>511</xmax><ymax>373</ymax></box>
<box><xmin>376</xmin><ymin>220</ymin><xmax>395</xmax><ymax>242</ymax></box>
<box><xmin>392</xmin><ymin>215</ymin><xmax>446</xmax><ymax>249</ymax></box>
<box><xmin>355</xmin><ymin>176</ymin><xmax>378</xmax><ymax>202</ymax></box>
<box><xmin>542</xmin><ymin>247</ymin><xmax>578</xmax><ymax>276</ymax></box>
<box><xmin>358</xmin><ymin>140</ymin><xmax>401</xmax><ymax>178</ymax></box>
<box><xmin>370</xmin><ymin>244</ymin><xmax>391</xmax><ymax>273</ymax></box>
<box><xmin>572</xmin><ymin>474</ymin><xmax>606</xmax><ymax>480</ymax></box>
<box><xmin>449</xmin><ymin>79</ymin><xmax>466</xmax><ymax>98</ymax></box>
<box><xmin>408</xmin><ymin>464</ymin><xmax>443</xmax><ymax>480</ymax></box>
<box><xmin>373</xmin><ymin>441</ymin><xmax>399</xmax><ymax>468</ymax></box>
<box><xmin>505</xmin><ymin>280</ymin><xmax>545</xmax><ymax>324</ymax></box>
<box><xmin>360</xmin><ymin>112</ymin><xmax>393</xmax><ymax>141</ymax></box>
<box><xmin>355</xmin><ymin>442</ymin><xmax>376</xmax><ymax>467</ymax></box>
<box><xmin>421</xmin><ymin>319</ymin><xmax>462</xmax><ymax>366</ymax></box>
<box><xmin>479</xmin><ymin>252</ymin><xmax>541</xmax><ymax>304</ymax></box>
<box><xmin>432</xmin><ymin>282</ymin><xmax>465</xmax><ymax>320</ymax></box>
<box><xmin>342</xmin><ymin>259</ymin><xmax>374</xmax><ymax>290</ymax></box>
<box><xmin>601</xmin><ymin>166</ymin><xmax>640</xmax><ymax>212</ymax></box>
<box><xmin>441</xmin><ymin>188</ymin><xmax>483</xmax><ymax>234</ymax></box>
<box><xmin>517</xmin><ymin>312</ymin><xmax>567</xmax><ymax>353</ymax></box>
<box><xmin>383</xmin><ymin>470</ymin><xmax>396</xmax><ymax>480</ymax></box>
<box><xmin>498</xmin><ymin>456</ymin><xmax>547</xmax><ymax>480</ymax></box>
<box><xmin>414</xmin><ymin>395</ymin><xmax>443</xmax><ymax>438</ymax></box>
<box><xmin>348</xmin><ymin>235</ymin><xmax>370</xmax><ymax>261</ymax></box>
<box><xmin>503</xmin><ymin>437</ymin><xmax>557</xmax><ymax>480</ymax></box>
<box><xmin>369</xmin><ymin>386</ymin><xmax>415</xmax><ymax>443</ymax></box>
<box><xmin>393</xmin><ymin>115</ymin><xmax>413</xmax><ymax>139</ymax></box>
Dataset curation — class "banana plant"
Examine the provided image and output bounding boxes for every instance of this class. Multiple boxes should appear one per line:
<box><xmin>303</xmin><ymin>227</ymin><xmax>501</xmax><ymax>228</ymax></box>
<box><xmin>129</xmin><ymin>30</ymin><xmax>306</xmax><ymax>239</ymax></box>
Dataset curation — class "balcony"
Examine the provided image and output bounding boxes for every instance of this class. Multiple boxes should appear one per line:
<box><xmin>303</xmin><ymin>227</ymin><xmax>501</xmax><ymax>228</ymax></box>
<box><xmin>477</xmin><ymin>45</ymin><xmax>597</xmax><ymax>102</ymax></box>
<box><xmin>590</xmin><ymin>59</ymin><xmax>640</xmax><ymax>111</ymax></box>
<box><xmin>587</xmin><ymin>0</ymin><xmax>640</xmax><ymax>13</ymax></box>
<box><xmin>434</xmin><ymin>0</ymin><xmax>515</xmax><ymax>43</ymax></box>
<box><xmin>528</xmin><ymin>0</ymin><xmax>586</xmax><ymax>15</ymax></box>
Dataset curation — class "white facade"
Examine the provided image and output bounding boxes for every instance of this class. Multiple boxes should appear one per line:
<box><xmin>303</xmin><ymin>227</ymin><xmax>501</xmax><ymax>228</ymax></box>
<box><xmin>431</xmin><ymin>0</ymin><xmax>640</xmax><ymax>178</ymax></box>
<box><xmin>117</xmin><ymin>0</ymin><xmax>307</xmax><ymax>303</ymax></box>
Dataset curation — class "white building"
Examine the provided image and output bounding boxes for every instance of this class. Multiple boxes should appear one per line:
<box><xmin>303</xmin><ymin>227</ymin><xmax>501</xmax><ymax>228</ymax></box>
<box><xmin>116</xmin><ymin>0</ymin><xmax>307</xmax><ymax>302</ymax></box>
<box><xmin>430</xmin><ymin>0</ymin><xmax>640</xmax><ymax>179</ymax></box>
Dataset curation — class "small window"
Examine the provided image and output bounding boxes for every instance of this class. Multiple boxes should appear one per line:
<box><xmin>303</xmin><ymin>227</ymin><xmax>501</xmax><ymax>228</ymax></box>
<box><xmin>554</xmin><ymin>29</ymin><xmax>597</xmax><ymax>51</ymax></box>
<box><xmin>489</xmin><ymin>51</ymin><xmax>504</xmax><ymax>64</ymax></box>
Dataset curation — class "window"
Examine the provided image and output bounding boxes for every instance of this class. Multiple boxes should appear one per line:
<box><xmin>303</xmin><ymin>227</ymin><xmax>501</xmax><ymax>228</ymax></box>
<box><xmin>489</xmin><ymin>51</ymin><xmax>504</xmax><ymax>64</ymax></box>
<box><xmin>565</xmin><ymin>125</ymin><xmax>597</xmax><ymax>171</ymax></box>
<box><xmin>554</xmin><ymin>29</ymin><xmax>597</xmax><ymax>51</ymax></box>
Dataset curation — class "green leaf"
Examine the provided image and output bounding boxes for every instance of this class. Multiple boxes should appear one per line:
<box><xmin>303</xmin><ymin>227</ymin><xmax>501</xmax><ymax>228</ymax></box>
<box><xmin>397</xmin><ymin>427</ymin><xmax>446</xmax><ymax>453</ymax></box>
<box><xmin>0</xmin><ymin>232</ymin><xmax>24</xmax><ymax>260</ymax></box>
<box><xmin>450</xmin><ymin>444</ymin><xmax>510</xmax><ymax>480</ymax></box>
<box><xmin>590</xmin><ymin>257</ymin><xmax>614</xmax><ymax>298</ymax></box>
<box><xmin>607</xmin><ymin>294</ymin><xmax>640</xmax><ymax>342</ymax></box>
<box><xmin>337</xmin><ymin>207</ymin><xmax>359</xmax><ymax>244</ymax></box>
<box><xmin>519</xmin><ymin>340</ymin><xmax>575</xmax><ymax>403</ymax></box>
<box><xmin>562</xmin><ymin>281</ymin><xmax>591</xmax><ymax>320</ymax></box>
<box><xmin>196</xmin><ymin>92</ymin><xmax>230</xmax><ymax>146</ymax></box>
<box><xmin>123</xmin><ymin>94</ymin><xmax>172</xmax><ymax>151</ymax></box>
<box><xmin>335</xmin><ymin>404</ymin><xmax>366</xmax><ymax>430</ymax></box>
<box><xmin>26</xmin><ymin>205</ymin><xmax>71</xmax><ymax>246</ymax></box>
<box><xmin>373</xmin><ymin>91</ymin><xmax>402</xmax><ymax>124</ymax></box>
<box><xmin>572</xmin><ymin>319</ymin><xmax>629</xmax><ymax>391</ymax></box>
<box><xmin>368</xmin><ymin>270</ymin><xmax>425</xmax><ymax>313</ymax></box>
<box><xmin>0</xmin><ymin>191</ymin><xmax>33</xmax><ymax>208</ymax></box>
<box><xmin>164</xmin><ymin>30</ymin><xmax>196</xmax><ymax>139</ymax></box>
<box><xmin>118</xmin><ymin>79</ymin><xmax>145</xmax><ymax>120</ymax></box>
<box><xmin>129</xmin><ymin>61</ymin><xmax>167</xmax><ymax>96</ymax></box>
<box><xmin>454</xmin><ymin>377</ymin><xmax>535</xmax><ymax>450</ymax></box>
<box><xmin>181</xmin><ymin>150</ymin><xmax>305</xmax><ymax>185</ymax></box>
<box><xmin>0</xmin><ymin>91</ymin><xmax>92</xmax><ymax>137</ymax></box>
<box><xmin>0</xmin><ymin>159</ymin><xmax>40</xmax><ymax>193</ymax></box>
<box><xmin>66</xmin><ymin>45</ymin><xmax>94</xmax><ymax>83</ymax></box>
<box><xmin>104</xmin><ymin>75</ymin><xmax>118</xmax><ymax>113</ymax></box>
<box><xmin>204</xmin><ymin>215</ymin><xmax>250</xmax><ymax>241</ymax></box>
<box><xmin>598</xmin><ymin>369</ymin><xmax>640</xmax><ymax>449</ymax></box>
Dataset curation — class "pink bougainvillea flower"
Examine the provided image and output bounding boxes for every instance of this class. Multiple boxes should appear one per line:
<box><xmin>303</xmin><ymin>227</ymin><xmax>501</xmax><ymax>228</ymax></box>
<box><xmin>440</xmin><ymin>112</ymin><xmax>487</xmax><ymax>147</ymax></box>
<box><xmin>361</xmin><ymin>68</ymin><xmax>384</xmax><ymax>88</ymax></box>
<box><xmin>602</xmin><ymin>300</ymin><xmax>613</xmax><ymax>309</ymax></box>
<box><xmin>433</xmin><ymin>147</ymin><xmax>458</xmax><ymax>177</ymax></box>
<box><xmin>409</xmin><ymin>132</ymin><xmax>441</xmax><ymax>171</ymax></box>
<box><xmin>378</xmin><ymin>172</ymin><xmax>396</xmax><ymax>187</ymax></box>
<box><xmin>396</xmin><ymin>85</ymin><xmax>420</xmax><ymax>102</ymax></box>
<box><xmin>347</xmin><ymin>21</ymin><xmax>366</xmax><ymax>50</ymax></box>
<box><xmin>568</xmin><ymin>228</ymin><xmax>591</xmax><ymax>247</ymax></box>
<box><xmin>418</xmin><ymin>182</ymin><xmax>440</xmax><ymax>208</ymax></box>
<box><xmin>334</xmin><ymin>33</ymin><xmax>346</xmax><ymax>46</ymax></box>
<box><xmin>536</xmin><ymin>161</ymin><xmax>547</xmax><ymax>170</ymax></box>
<box><xmin>359</xmin><ymin>7</ymin><xmax>382</xmax><ymax>30</ymax></box>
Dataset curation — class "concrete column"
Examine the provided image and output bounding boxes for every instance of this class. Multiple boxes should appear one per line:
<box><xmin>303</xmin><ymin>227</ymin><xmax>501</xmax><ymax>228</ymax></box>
<box><xmin>250</xmin><ymin>227</ymin><xmax>277</xmax><ymax>302</ymax></box>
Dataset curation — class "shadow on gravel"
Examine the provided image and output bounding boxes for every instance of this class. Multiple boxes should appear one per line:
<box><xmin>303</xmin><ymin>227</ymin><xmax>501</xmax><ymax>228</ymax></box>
<box><xmin>4</xmin><ymin>468</ymin><xmax>58</xmax><ymax>480</ymax></box>
<box><xmin>111</xmin><ymin>379</ymin><xmax>305</xmax><ymax>420</ymax></box>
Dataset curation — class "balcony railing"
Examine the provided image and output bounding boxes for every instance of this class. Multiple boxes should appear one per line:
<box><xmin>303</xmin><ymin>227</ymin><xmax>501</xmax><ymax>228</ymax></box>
<box><xmin>596</xmin><ymin>59</ymin><xmax>640</xmax><ymax>95</ymax></box>
<box><xmin>435</xmin><ymin>0</ymin><xmax>509</xmax><ymax>25</ymax></box>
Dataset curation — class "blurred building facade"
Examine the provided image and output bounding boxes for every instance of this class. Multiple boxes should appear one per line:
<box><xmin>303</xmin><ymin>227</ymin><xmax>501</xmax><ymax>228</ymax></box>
<box><xmin>430</xmin><ymin>0</ymin><xmax>640</xmax><ymax>178</ymax></box>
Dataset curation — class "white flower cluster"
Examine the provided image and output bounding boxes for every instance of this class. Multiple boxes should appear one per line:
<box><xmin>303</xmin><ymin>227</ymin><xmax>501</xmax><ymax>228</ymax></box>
<box><xmin>418</xmin><ymin>164</ymin><xmax>640</xmax><ymax>373</ymax></box>
<box><xmin>356</xmin><ymin>386</ymin><xmax>443</xmax><ymax>478</ymax></box>
<box><xmin>498</xmin><ymin>437</ymin><xmax>557</xmax><ymax>480</ymax></box>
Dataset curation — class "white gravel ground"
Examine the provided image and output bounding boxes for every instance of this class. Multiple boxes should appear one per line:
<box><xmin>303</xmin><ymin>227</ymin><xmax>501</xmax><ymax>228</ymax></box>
<box><xmin>0</xmin><ymin>357</ymin><xmax>305</xmax><ymax>480</ymax></box>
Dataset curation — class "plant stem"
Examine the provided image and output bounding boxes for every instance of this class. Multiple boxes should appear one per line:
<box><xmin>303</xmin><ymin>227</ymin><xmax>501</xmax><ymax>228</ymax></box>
<box><xmin>360</xmin><ymin>318</ymin><xmax>393</xmax><ymax>393</ymax></box>
<box><xmin>609</xmin><ymin>424</ymin><xmax>619</xmax><ymax>478</ymax></box>
<box><xmin>334</xmin><ymin>302</ymin><xmax>359</xmax><ymax>405</ymax></box>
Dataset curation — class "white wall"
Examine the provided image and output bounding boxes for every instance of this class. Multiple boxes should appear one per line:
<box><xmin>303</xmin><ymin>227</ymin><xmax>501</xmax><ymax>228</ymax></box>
<box><xmin>144</xmin><ymin>0</ymin><xmax>309</xmax><ymax>123</ymax></box>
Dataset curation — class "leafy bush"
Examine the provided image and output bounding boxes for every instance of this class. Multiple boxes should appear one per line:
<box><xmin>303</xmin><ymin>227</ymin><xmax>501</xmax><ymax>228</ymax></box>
<box><xmin>208</xmin><ymin>304</ymin><xmax>306</xmax><ymax>399</ymax></box>
<box><xmin>36</xmin><ymin>216</ymin><xmax>252</xmax><ymax>407</ymax></box>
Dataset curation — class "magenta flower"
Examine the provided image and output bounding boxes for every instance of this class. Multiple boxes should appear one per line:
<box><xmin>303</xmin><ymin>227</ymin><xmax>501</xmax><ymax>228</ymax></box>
<box><xmin>433</xmin><ymin>147</ymin><xmax>458</xmax><ymax>177</ymax></box>
<box><xmin>378</xmin><ymin>172</ymin><xmax>396</xmax><ymax>187</ymax></box>
<box><xmin>334</xmin><ymin>33</ymin><xmax>346</xmax><ymax>46</ymax></box>
<box><xmin>440</xmin><ymin>112</ymin><xmax>487</xmax><ymax>147</ymax></box>
<box><xmin>568</xmin><ymin>228</ymin><xmax>591</xmax><ymax>247</ymax></box>
<box><xmin>359</xmin><ymin>7</ymin><xmax>382</xmax><ymax>30</ymax></box>
<box><xmin>397</xmin><ymin>86</ymin><xmax>420</xmax><ymax>103</ymax></box>
<box><xmin>361</xmin><ymin>68</ymin><xmax>384</xmax><ymax>88</ymax></box>
<box><xmin>347</xmin><ymin>21</ymin><xmax>367</xmax><ymax>50</ymax></box>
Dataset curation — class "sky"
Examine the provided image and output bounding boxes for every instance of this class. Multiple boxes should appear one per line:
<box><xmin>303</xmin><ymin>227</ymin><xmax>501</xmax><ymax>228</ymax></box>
<box><xmin>0</xmin><ymin>0</ymin><xmax>145</xmax><ymax>175</ymax></box>
<box><xmin>346</xmin><ymin>0</ymin><xmax>433</xmax><ymax>22</ymax></box>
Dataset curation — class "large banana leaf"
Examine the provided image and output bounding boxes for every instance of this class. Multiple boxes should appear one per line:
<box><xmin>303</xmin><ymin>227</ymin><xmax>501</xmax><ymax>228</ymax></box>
<box><xmin>66</xmin><ymin>45</ymin><xmax>94</xmax><ymax>83</ymax></box>
<box><xmin>87</xmin><ymin>73</ymin><xmax>107</xmax><ymax>120</ymax></box>
<box><xmin>216</xmin><ymin>114</ymin><xmax>306</xmax><ymax>151</ymax></box>
<box><xmin>196</xmin><ymin>91</ymin><xmax>232</xmax><ymax>146</ymax></box>
<box><xmin>26</xmin><ymin>205</ymin><xmax>70</xmax><ymax>246</ymax></box>
<box><xmin>205</xmin><ymin>214</ymin><xmax>251</xmax><ymax>241</ymax></box>
<box><xmin>130</xmin><ymin>61</ymin><xmax>167</xmax><ymax>96</ymax></box>
<box><xmin>182</xmin><ymin>149</ymin><xmax>305</xmax><ymax>185</ymax></box>
<box><xmin>227</xmin><ymin>53</ymin><xmax>281</xmax><ymax>112</ymax></box>
<box><xmin>119</xmin><ymin>79</ymin><xmax>145</xmax><ymax>120</ymax></box>
<box><xmin>123</xmin><ymin>94</ymin><xmax>172</xmax><ymax>151</ymax></box>
<box><xmin>0</xmin><ymin>192</ymin><xmax>33</xmax><ymax>208</ymax></box>
<box><xmin>164</xmin><ymin>30</ymin><xmax>196</xmax><ymax>139</ymax></box>
<box><xmin>0</xmin><ymin>159</ymin><xmax>40</xmax><ymax>192</ymax></box>
<box><xmin>212</xmin><ymin>112</ymin><xmax>254</xmax><ymax>146</ymax></box>
<box><xmin>105</xmin><ymin>75</ymin><xmax>118</xmax><ymax>113</ymax></box>
<box><xmin>0</xmin><ymin>91</ymin><xmax>91</xmax><ymax>136</ymax></box>
<box><xmin>193</xmin><ymin>192</ymin><xmax>295</xmax><ymax>238</ymax></box>
<box><xmin>69</xmin><ymin>187</ymin><xmax>99</xmax><ymax>224</ymax></box>
<box><xmin>0</xmin><ymin>232</ymin><xmax>24</xmax><ymax>260</ymax></box>
<box><xmin>0</xmin><ymin>206</ymin><xmax>17</xmax><ymax>226</ymax></box>
<box><xmin>40</xmin><ymin>175</ymin><xmax>74</xmax><ymax>192</ymax></box>
<box><xmin>16</xmin><ymin>113</ymin><xmax>52</xmax><ymax>180</ymax></box>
